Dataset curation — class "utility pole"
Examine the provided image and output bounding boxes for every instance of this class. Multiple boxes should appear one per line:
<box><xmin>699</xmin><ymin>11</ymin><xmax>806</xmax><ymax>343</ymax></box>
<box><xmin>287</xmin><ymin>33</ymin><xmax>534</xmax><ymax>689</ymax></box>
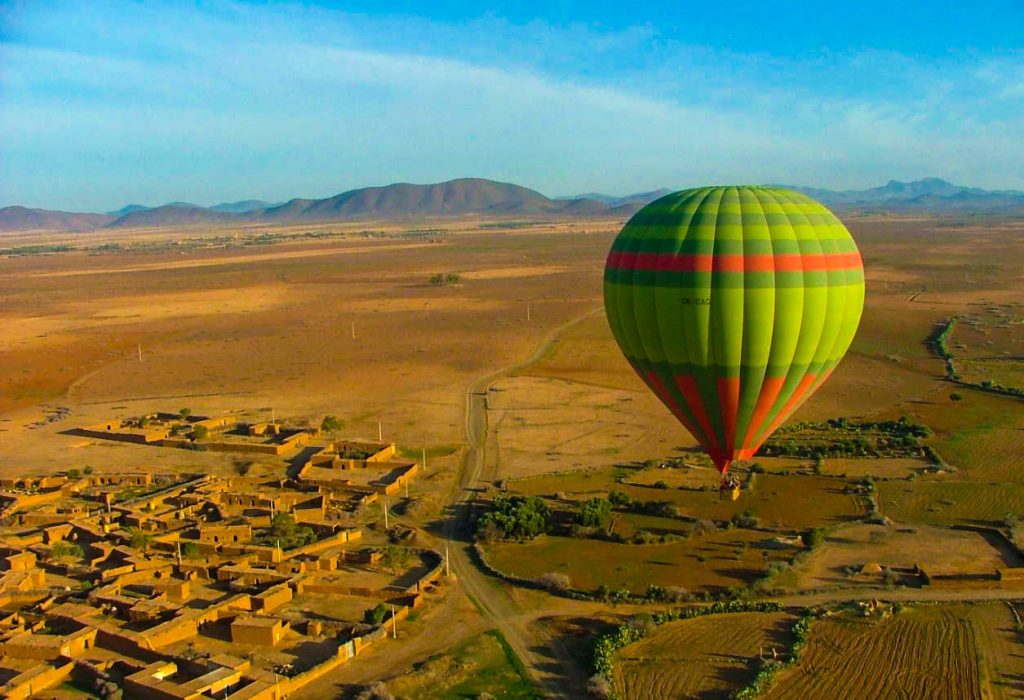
<box><xmin>377</xmin><ymin>421</ymin><xmax>383</xmax><ymax>442</ymax></box>
<box><xmin>404</xmin><ymin>479</ymin><xmax>409</xmax><ymax>499</ymax></box>
<box><xmin>526</xmin><ymin>303</ymin><xmax>531</xmax><ymax>322</ymax></box>
<box><xmin>383</xmin><ymin>498</ymin><xmax>389</xmax><ymax>529</ymax></box>
<box><xmin>271</xmin><ymin>407</ymin><xmax>276</xmax><ymax>427</ymax></box>
<box><xmin>351</xmin><ymin>321</ymin><xmax>356</xmax><ymax>340</ymax></box>
<box><xmin>444</xmin><ymin>543</ymin><xmax>450</xmax><ymax>576</ymax></box>
<box><xmin>421</xmin><ymin>447</ymin><xmax>427</xmax><ymax>473</ymax></box>
<box><xmin>138</xmin><ymin>343</ymin><xmax>143</xmax><ymax>362</ymax></box>
<box><xmin>391</xmin><ymin>605</ymin><xmax>397</xmax><ymax>638</ymax></box>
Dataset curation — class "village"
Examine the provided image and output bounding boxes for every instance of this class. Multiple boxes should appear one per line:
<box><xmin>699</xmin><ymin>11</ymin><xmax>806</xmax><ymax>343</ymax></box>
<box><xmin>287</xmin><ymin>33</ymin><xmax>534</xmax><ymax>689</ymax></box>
<box><xmin>0</xmin><ymin>412</ymin><xmax>443</xmax><ymax>700</ymax></box>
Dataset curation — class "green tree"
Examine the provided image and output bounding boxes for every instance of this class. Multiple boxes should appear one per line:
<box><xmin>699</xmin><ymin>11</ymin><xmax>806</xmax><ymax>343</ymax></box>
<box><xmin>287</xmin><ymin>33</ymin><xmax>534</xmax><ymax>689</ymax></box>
<box><xmin>608</xmin><ymin>490</ymin><xmax>631</xmax><ymax>507</ymax></box>
<box><xmin>320</xmin><ymin>415</ymin><xmax>345</xmax><ymax>435</ymax></box>
<box><xmin>67</xmin><ymin>469</ymin><xmax>81</xmax><ymax>480</ymax></box>
<box><xmin>801</xmin><ymin>528</ymin><xmax>826</xmax><ymax>549</ymax></box>
<box><xmin>576</xmin><ymin>497</ymin><xmax>613</xmax><ymax>529</ymax></box>
<box><xmin>127</xmin><ymin>528</ymin><xmax>153</xmax><ymax>552</ymax></box>
<box><xmin>380</xmin><ymin>545</ymin><xmax>412</xmax><ymax>575</ymax></box>
<box><xmin>179</xmin><ymin>407</ymin><xmax>192</xmax><ymax>419</ymax></box>
<box><xmin>365</xmin><ymin>602</ymin><xmax>389</xmax><ymax>625</ymax></box>
<box><xmin>180</xmin><ymin>542</ymin><xmax>201</xmax><ymax>559</ymax></box>
<box><xmin>192</xmin><ymin>424</ymin><xmax>209</xmax><ymax>440</ymax></box>
<box><xmin>271</xmin><ymin>512</ymin><xmax>297</xmax><ymax>539</ymax></box>
<box><xmin>50</xmin><ymin>541</ymin><xmax>84</xmax><ymax>561</ymax></box>
<box><xmin>476</xmin><ymin>494</ymin><xmax>550</xmax><ymax>541</ymax></box>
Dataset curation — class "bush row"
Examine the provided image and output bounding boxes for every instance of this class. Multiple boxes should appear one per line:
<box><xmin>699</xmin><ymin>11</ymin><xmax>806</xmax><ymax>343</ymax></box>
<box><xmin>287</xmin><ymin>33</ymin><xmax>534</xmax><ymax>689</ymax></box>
<box><xmin>732</xmin><ymin>609</ymin><xmax>818</xmax><ymax>699</ymax></box>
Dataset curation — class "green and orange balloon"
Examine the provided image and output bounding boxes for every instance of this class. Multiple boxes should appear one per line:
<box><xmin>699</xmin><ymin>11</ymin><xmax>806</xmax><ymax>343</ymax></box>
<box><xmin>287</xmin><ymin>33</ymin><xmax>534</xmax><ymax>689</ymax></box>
<box><xmin>604</xmin><ymin>186</ymin><xmax>864</xmax><ymax>475</ymax></box>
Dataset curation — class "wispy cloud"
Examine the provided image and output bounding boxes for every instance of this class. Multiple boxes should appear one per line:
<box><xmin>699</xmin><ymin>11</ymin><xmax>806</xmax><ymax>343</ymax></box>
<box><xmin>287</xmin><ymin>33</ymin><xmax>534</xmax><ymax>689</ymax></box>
<box><xmin>1</xmin><ymin>1</ymin><xmax>1022</xmax><ymax>210</ymax></box>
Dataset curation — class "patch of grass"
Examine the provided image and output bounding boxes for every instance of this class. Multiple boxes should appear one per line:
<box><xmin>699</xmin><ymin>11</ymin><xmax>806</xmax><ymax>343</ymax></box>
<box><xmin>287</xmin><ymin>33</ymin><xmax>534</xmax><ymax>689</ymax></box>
<box><xmin>388</xmin><ymin>630</ymin><xmax>542</xmax><ymax>699</ymax></box>
<box><xmin>398</xmin><ymin>444</ymin><xmax>460</xmax><ymax>459</ymax></box>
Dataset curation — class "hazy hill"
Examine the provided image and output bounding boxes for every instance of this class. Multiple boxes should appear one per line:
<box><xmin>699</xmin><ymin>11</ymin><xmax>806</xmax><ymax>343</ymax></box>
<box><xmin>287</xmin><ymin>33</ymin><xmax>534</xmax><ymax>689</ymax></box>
<box><xmin>557</xmin><ymin>188</ymin><xmax>672</xmax><ymax>207</ymax></box>
<box><xmin>106</xmin><ymin>204</ymin><xmax>150</xmax><ymax>217</ymax></box>
<box><xmin>209</xmin><ymin>199</ymin><xmax>281</xmax><ymax>214</ymax></box>
<box><xmin>5</xmin><ymin>177</ymin><xmax>1023</xmax><ymax>233</ymax></box>
<box><xmin>104</xmin><ymin>204</ymin><xmax>241</xmax><ymax>229</ymax></box>
<box><xmin>0</xmin><ymin>206</ymin><xmax>114</xmax><ymax>233</ymax></box>
<box><xmin>262</xmin><ymin>178</ymin><xmax>557</xmax><ymax>220</ymax></box>
<box><xmin>785</xmin><ymin>178</ymin><xmax>1024</xmax><ymax>213</ymax></box>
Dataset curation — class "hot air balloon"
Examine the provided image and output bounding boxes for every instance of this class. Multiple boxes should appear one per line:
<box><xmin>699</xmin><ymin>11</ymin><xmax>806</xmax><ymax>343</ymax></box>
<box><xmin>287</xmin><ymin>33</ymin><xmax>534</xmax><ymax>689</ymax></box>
<box><xmin>604</xmin><ymin>186</ymin><xmax>864</xmax><ymax>493</ymax></box>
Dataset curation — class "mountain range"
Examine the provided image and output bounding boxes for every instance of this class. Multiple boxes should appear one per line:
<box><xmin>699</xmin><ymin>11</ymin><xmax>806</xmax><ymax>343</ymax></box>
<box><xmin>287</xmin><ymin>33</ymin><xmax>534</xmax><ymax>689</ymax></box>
<box><xmin>2</xmin><ymin>177</ymin><xmax>1022</xmax><ymax>233</ymax></box>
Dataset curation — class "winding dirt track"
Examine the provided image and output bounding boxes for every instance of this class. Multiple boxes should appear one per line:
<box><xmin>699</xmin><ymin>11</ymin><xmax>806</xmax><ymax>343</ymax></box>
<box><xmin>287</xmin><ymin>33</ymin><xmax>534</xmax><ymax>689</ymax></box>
<box><xmin>444</xmin><ymin>306</ymin><xmax>603</xmax><ymax>698</ymax></box>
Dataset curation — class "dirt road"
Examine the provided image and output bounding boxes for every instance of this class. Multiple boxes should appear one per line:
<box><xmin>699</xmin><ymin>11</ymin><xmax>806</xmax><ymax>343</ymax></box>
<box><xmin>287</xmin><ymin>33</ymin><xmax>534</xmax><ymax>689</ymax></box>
<box><xmin>443</xmin><ymin>306</ymin><xmax>603</xmax><ymax>697</ymax></box>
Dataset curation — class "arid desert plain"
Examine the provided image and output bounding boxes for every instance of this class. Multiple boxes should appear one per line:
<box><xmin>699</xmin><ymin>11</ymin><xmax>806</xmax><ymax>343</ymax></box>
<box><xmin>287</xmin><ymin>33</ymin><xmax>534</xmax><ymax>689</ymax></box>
<box><xmin>3</xmin><ymin>212</ymin><xmax>1024</xmax><ymax>699</ymax></box>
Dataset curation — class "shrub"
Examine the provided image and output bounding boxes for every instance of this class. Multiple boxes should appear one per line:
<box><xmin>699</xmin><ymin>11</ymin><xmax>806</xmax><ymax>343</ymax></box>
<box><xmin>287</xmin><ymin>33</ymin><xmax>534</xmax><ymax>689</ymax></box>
<box><xmin>691</xmin><ymin>518</ymin><xmax>717</xmax><ymax>536</ymax></box>
<box><xmin>536</xmin><ymin>572</ymin><xmax>571</xmax><ymax>592</ymax></box>
<box><xmin>50</xmin><ymin>541</ymin><xmax>84</xmax><ymax>561</ymax></box>
<box><xmin>67</xmin><ymin>469</ymin><xmax>81</xmax><ymax>480</ymax></box>
<box><xmin>587</xmin><ymin>674</ymin><xmax>614</xmax><ymax>698</ymax></box>
<box><xmin>801</xmin><ymin>527</ymin><xmax>826</xmax><ymax>549</ymax></box>
<box><xmin>354</xmin><ymin>682</ymin><xmax>394</xmax><ymax>700</ymax></box>
<box><xmin>127</xmin><ymin>528</ymin><xmax>152</xmax><ymax>552</ymax></box>
<box><xmin>608</xmin><ymin>490</ymin><xmax>631</xmax><ymax>507</ymax></box>
<box><xmin>731</xmin><ymin>510</ymin><xmax>760</xmax><ymax>529</ymax></box>
<box><xmin>365</xmin><ymin>603</ymin><xmax>389</xmax><ymax>625</ymax></box>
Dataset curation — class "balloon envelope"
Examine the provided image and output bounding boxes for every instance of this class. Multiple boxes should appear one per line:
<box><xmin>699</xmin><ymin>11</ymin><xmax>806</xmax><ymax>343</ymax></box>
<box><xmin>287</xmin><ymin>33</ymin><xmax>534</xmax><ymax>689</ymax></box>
<box><xmin>604</xmin><ymin>186</ymin><xmax>864</xmax><ymax>474</ymax></box>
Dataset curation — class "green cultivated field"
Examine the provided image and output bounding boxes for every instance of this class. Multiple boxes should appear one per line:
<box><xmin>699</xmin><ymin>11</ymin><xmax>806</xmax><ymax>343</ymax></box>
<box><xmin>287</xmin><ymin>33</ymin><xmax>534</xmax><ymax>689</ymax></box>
<box><xmin>482</xmin><ymin>528</ymin><xmax>796</xmax><ymax>594</ymax></box>
<box><xmin>878</xmin><ymin>480</ymin><xmax>1024</xmax><ymax>526</ymax></box>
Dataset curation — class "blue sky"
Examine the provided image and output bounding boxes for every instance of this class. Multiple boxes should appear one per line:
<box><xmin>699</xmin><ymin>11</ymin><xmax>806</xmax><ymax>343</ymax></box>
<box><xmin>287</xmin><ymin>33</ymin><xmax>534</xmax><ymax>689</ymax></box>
<box><xmin>2</xmin><ymin>1</ymin><xmax>1022</xmax><ymax>211</ymax></box>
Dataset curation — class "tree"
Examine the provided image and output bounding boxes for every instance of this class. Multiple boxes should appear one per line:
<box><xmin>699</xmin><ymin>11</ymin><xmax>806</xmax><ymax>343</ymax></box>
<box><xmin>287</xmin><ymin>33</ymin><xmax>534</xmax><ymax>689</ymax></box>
<box><xmin>320</xmin><ymin>415</ymin><xmax>345</xmax><ymax>435</ymax></box>
<box><xmin>179</xmin><ymin>407</ymin><xmax>192</xmax><ymax>419</ymax></box>
<box><xmin>365</xmin><ymin>602</ymin><xmax>389</xmax><ymax>625</ymax></box>
<box><xmin>191</xmin><ymin>424</ymin><xmax>209</xmax><ymax>440</ymax></box>
<box><xmin>83</xmin><ymin>465</ymin><xmax>93</xmax><ymax>475</ymax></box>
<box><xmin>802</xmin><ymin>527</ymin><xmax>826</xmax><ymax>549</ymax></box>
<box><xmin>127</xmin><ymin>528</ymin><xmax>152</xmax><ymax>552</ymax></box>
<box><xmin>576</xmin><ymin>498</ymin><xmax>612</xmax><ymax>529</ymax></box>
<box><xmin>50</xmin><ymin>540</ymin><xmax>84</xmax><ymax>562</ymax></box>
<box><xmin>271</xmin><ymin>512</ymin><xmax>297</xmax><ymax>538</ymax></box>
<box><xmin>608</xmin><ymin>490</ymin><xmax>631</xmax><ymax>507</ymax></box>
<box><xmin>67</xmin><ymin>469</ymin><xmax>81</xmax><ymax>480</ymax></box>
<box><xmin>475</xmin><ymin>494</ymin><xmax>550</xmax><ymax>541</ymax></box>
<box><xmin>180</xmin><ymin>542</ymin><xmax>201</xmax><ymax>559</ymax></box>
<box><xmin>380</xmin><ymin>545</ymin><xmax>412</xmax><ymax>575</ymax></box>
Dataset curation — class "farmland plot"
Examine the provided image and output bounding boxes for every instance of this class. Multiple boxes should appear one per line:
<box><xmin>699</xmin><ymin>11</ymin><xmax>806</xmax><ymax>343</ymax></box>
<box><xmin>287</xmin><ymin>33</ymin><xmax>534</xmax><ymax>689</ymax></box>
<box><xmin>615</xmin><ymin>611</ymin><xmax>795</xmax><ymax>700</ymax></box>
<box><xmin>763</xmin><ymin>606</ymin><xmax>982</xmax><ymax>700</ymax></box>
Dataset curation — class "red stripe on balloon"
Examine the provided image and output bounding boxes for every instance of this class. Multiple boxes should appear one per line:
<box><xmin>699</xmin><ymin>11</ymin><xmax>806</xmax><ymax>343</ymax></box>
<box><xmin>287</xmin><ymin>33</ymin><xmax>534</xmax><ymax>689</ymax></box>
<box><xmin>606</xmin><ymin>251</ymin><xmax>861</xmax><ymax>273</ymax></box>
<box><xmin>754</xmin><ymin>370</ymin><xmax>830</xmax><ymax>446</ymax></box>
<box><xmin>738</xmin><ymin>375</ymin><xmax>786</xmax><ymax>455</ymax></box>
<box><xmin>673</xmin><ymin>375</ymin><xmax>723</xmax><ymax>459</ymax></box>
<box><xmin>716</xmin><ymin>377</ymin><xmax>741</xmax><ymax>456</ymax></box>
<box><xmin>643</xmin><ymin>370</ymin><xmax>710</xmax><ymax>453</ymax></box>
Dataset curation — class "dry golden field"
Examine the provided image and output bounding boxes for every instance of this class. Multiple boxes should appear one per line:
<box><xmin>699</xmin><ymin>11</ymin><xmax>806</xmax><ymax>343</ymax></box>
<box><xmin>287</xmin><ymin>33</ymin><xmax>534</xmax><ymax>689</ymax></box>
<box><xmin>763</xmin><ymin>605</ymin><xmax>1012</xmax><ymax>700</ymax></box>
<box><xmin>614</xmin><ymin>611</ymin><xmax>796</xmax><ymax>699</ymax></box>
<box><xmin>3</xmin><ymin>214</ymin><xmax>1024</xmax><ymax>699</ymax></box>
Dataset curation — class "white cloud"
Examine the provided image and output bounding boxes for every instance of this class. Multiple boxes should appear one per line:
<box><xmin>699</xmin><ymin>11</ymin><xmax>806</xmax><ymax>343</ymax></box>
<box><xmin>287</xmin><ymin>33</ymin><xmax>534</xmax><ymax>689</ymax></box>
<box><xmin>1</xmin><ymin>1</ymin><xmax>1022</xmax><ymax>209</ymax></box>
